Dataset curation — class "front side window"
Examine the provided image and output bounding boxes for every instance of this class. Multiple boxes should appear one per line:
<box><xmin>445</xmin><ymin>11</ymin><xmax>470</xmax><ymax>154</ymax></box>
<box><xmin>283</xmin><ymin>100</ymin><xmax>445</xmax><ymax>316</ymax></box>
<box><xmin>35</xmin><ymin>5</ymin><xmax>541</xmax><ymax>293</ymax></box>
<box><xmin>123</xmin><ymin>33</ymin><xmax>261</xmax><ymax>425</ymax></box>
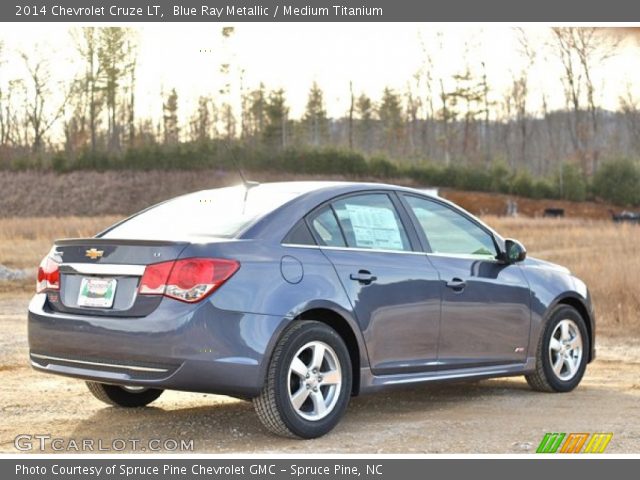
<box><xmin>330</xmin><ymin>194</ymin><xmax>411</xmax><ymax>252</ymax></box>
<box><xmin>404</xmin><ymin>195</ymin><xmax>497</xmax><ymax>257</ymax></box>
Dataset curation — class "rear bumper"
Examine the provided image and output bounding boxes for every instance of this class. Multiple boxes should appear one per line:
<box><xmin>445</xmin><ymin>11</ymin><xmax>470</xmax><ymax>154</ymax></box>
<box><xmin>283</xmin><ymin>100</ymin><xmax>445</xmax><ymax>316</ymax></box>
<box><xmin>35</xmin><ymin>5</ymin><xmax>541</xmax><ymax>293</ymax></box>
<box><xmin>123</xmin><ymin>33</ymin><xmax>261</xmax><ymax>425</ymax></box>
<box><xmin>28</xmin><ymin>294</ymin><xmax>288</xmax><ymax>398</ymax></box>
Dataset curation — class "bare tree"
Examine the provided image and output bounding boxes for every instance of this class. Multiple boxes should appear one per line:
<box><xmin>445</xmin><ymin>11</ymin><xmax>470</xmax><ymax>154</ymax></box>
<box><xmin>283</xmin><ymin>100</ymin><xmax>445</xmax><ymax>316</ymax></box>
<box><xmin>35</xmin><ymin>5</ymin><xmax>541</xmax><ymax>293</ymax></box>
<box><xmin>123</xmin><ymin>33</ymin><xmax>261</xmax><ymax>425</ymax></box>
<box><xmin>550</xmin><ymin>27</ymin><xmax>619</xmax><ymax>173</ymax></box>
<box><xmin>417</xmin><ymin>32</ymin><xmax>436</xmax><ymax>158</ymax></box>
<box><xmin>480</xmin><ymin>61</ymin><xmax>491</xmax><ymax>165</ymax></box>
<box><xmin>124</xmin><ymin>38</ymin><xmax>137</xmax><ymax>148</ymax></box>
<box><xmin>348</xmin><ymin>81</ymin><xmax>354</xmax><ymax>150</ymax></box>
<box><xmin>405</xmin><ymin>74</ymin><xmax>422</xmax><ymax>159</ymax></box>
<box><xmin>0</xmin><ymin>41</ymin><xmax>9</xmax><ymax>147</ymax></box>
<box><xmin>98</xmin><ymin>27</ymin><xmax>136</xmax><ymax>152</ymax></box>
<box><xmin>243</xmin><ymin>83</ymin><xmax>267</xmax><ymax>145</ymax></box>
<box><xmin>619</xmin><ymin>84</ymin><xmax>640</xmax><ymax>155</ymax></box>
<box><xmin>72</xmin><ymin>27</ymin><xmax>103</xmax><ymax>152</ymax></box>
<box><xmin>219</xmin><ymin>26</ymin><xmax>236</xmax><ymax>140</ymax></box>
<box><xmin>20</xmin><ymin>51</ymin><xmax>72</xmax><ymax>152</ymax></box>
<box><xmin>0</xmin><ymin>43</ymin><xmax>22</xmax><ymax>149</ymax></box>
<box><xmin>500</xmin><ymin>28</ymin><xmax>538</xmax><ymax>171</ymax></box>
<box><xmin>438</xmin><ymin>77</ymin><xmax>453</xmax><ymax>166</ymax></box>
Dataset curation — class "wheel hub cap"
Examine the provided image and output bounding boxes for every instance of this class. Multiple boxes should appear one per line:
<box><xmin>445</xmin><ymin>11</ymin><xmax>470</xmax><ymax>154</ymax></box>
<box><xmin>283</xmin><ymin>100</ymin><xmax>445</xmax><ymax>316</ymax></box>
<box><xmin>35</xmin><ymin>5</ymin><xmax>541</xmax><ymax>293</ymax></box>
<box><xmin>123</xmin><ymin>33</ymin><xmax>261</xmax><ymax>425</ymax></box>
<box><xmin>548</xmin><ymin>319</ymin><xmax>583</xmax><ymax>381</ymax></box>
<box><xmin>287</xmin><ymin>341</ymin><xmax>342</xmax><ymax>421</ymax></box>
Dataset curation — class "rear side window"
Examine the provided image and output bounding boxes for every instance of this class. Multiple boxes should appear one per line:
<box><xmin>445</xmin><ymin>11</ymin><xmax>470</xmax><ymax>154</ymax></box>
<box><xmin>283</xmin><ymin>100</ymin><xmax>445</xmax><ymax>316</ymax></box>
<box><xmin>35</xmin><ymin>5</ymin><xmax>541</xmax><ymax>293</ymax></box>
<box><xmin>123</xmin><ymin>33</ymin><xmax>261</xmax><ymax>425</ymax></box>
<box><xmin>283</xmin><ymin>220</ymin><xmax>316</xmax><ymax>245</ymax></box>
<box><xmin>308</xmin><ymin>206</ymin><xmax>346</xmax><ymax>247</ymax></box>
<box><xmin>331</xmin><ymin>194</ymin><xmax>411</xmax><ymax>252</ymax></box>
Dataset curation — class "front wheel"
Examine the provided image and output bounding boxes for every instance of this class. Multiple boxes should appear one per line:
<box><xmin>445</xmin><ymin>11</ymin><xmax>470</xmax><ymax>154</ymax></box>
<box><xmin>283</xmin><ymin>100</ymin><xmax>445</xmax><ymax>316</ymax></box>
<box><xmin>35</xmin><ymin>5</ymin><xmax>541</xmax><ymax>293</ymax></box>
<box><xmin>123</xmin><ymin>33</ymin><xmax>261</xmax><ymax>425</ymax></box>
<box><xmin>253</xmin><ymin>320</ymin><xmax>352</xmax><ymax>438</ymax></box>
<box><xmin>86</xmin><ymin>382</ymin><xmax>164</xmax><ymax>407</ymax></box>
<box><xmin>526</xmin><ymin>305</ymin><xmax>589</xmax><ymax>392</ymax></box>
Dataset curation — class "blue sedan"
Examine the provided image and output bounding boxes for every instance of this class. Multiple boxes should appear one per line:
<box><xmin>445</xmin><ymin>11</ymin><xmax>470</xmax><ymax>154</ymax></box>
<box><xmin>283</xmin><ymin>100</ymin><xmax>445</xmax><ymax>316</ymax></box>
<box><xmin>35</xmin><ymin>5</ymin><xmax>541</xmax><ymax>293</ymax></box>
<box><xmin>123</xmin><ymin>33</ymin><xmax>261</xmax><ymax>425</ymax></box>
<box><xmin>28</xmin><ymin>182</ymin><xmax>595</xmax><ymax>438</ymax></box>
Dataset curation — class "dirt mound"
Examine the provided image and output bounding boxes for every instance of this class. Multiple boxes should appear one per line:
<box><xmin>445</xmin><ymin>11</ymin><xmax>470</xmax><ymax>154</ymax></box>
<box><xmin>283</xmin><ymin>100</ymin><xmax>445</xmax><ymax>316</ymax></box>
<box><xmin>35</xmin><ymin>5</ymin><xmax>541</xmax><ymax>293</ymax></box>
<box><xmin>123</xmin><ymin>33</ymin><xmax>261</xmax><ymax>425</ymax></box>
<box><xmin>442</xmin><ymin>189</ymin><xmax>616</xmax><ymax>220</ymax></box>
<box><xmin>0</xmin><ymin>170</ymin><xmax>621</xmax><ymax>220</ymax></box>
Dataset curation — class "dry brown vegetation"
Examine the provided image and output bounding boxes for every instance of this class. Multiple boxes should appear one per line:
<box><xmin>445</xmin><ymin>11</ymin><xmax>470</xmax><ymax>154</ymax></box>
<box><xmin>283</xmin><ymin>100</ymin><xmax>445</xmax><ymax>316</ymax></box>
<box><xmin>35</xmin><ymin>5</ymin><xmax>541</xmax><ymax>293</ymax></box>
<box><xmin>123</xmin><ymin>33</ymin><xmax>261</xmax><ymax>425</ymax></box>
<box><xmin>1</xmin><ymin>215</ymin><xmax>637</xmax><ymax>335</ymax></box>
<box><xmin>0</xmin><ymin>216</ymin><xmax>120</xmax><ymax>271</ymax></box>
<box><xmin>487</xmin><ymin>217</ymin><xmax>640</xmax><ymax>335</ymax></box>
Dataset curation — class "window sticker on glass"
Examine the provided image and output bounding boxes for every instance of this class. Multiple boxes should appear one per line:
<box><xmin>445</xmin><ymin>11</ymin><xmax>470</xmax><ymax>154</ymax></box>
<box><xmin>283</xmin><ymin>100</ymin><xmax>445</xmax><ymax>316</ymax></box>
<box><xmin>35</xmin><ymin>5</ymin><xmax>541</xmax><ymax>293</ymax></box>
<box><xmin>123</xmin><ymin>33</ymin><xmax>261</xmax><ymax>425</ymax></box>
<box><xmin>344</xmin><ymin>203</ymin><xmax>404</xmax><ymax>250</ymax></box>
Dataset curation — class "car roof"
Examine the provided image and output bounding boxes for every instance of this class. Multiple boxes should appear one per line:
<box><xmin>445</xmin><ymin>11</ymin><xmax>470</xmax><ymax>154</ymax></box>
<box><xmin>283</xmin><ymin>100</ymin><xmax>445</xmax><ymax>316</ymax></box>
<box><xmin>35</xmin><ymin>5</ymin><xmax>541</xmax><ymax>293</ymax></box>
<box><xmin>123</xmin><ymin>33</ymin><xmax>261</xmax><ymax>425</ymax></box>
<box><xmin>194</xmin><ymin>180</ymin><xmax>436</xmax><ymax>198</ymax></box>
<box><xmin>235</xmin><ymin>181</ymin><xmax>445</xmax><ymax>241</ymax></box>
<box><xmin>237</xmin><ymin>180</ymin><xmax>505</xmax><ymax>247</ymax></box>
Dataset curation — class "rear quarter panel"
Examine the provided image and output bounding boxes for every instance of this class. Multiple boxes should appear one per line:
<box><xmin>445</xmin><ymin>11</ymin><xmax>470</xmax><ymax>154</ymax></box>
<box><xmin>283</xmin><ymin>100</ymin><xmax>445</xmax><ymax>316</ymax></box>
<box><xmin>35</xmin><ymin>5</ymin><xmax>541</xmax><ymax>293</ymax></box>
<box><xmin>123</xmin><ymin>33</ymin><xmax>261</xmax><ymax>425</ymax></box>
<box><xmin>179</xmin><ymin>240</ymin><xmax>371</xmax><ymax>370</ymax></box>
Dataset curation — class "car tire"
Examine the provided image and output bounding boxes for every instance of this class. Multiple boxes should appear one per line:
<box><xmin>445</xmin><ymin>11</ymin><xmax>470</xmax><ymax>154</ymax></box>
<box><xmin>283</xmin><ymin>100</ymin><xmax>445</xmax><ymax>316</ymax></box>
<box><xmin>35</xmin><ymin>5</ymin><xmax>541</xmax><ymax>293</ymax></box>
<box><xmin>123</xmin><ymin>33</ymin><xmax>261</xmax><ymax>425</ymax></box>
<box><xmin>86</xmin><ymin>382</ymin><xmax>164</xmax><ymax>407</ymax></box>
<box><xmin>253</xmin><ymin>320</ymin><xmax>352</xmax><ymax>439</ymax></box>
<box><xmin>526</xmin><ymin>305</ymin><xmax>589</xmax><ymax>393</ymax></box>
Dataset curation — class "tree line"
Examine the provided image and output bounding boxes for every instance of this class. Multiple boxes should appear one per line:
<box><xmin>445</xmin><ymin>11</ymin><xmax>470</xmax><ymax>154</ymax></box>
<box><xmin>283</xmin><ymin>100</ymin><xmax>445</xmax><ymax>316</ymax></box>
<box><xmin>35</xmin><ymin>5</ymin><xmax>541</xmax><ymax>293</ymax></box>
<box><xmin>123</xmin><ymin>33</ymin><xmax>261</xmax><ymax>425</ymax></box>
<box><xmin>1</xmin><ymin>27</ymin><xmax>640</xmax><ymax>206</ymax></box>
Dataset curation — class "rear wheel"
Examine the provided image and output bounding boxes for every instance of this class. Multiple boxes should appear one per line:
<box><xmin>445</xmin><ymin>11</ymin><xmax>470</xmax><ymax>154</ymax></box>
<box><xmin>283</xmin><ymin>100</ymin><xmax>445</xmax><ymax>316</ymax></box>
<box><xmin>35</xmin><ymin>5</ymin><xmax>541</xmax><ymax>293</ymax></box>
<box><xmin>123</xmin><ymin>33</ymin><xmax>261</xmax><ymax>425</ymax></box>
<box><xmin>526</xmin><ymin>305</ymin><xmax>589</xmax><ymax>392</ymax></box>
<box><xmin>253</xmin><ymin>321</ymin><xmax>352</xmax><ymax>438</ymax></box>
<box><xmin>86</xmin><ymin>382</ymin><xmax>163</xmax><ymax>407</ymax></box>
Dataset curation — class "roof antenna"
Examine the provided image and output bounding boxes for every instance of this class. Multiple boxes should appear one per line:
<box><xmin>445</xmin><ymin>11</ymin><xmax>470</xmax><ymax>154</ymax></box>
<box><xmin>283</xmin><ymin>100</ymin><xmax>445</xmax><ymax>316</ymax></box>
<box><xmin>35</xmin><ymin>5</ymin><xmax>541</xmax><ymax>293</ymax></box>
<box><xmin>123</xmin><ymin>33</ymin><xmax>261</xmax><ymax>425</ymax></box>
<box><xmin>224</xmin><ymin>141</ymin><xmax>259</xmax><ymax>212</ymax></box>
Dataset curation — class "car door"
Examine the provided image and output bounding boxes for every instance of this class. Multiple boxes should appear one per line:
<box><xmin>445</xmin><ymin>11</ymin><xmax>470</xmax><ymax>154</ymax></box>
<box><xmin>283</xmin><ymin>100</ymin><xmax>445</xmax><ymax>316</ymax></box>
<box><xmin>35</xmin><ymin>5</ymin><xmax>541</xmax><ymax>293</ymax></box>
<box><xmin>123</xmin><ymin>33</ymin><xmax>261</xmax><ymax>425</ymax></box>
<box><xmin>399</xmin><ymin>194</ymin><xmax>531</xmax><ymax>368</ymax></box>
<box><xmin>306</xmin><ymin>192</ymin><xmax>441</xmax><ymax>375</ymax></box>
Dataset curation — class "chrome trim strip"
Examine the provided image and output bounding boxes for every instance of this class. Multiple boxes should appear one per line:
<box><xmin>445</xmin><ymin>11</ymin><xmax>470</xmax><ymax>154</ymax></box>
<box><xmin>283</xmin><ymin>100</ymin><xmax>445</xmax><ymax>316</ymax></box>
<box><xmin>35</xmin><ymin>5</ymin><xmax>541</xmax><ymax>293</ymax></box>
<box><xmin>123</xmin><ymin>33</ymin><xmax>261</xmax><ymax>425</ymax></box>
<box><xmin>282</xmin><ymin>244</ymin><xmax>500</xmax><ymax>260</ymax></box>
<box><xmin>60</xmin><ymin>263</ymin><xmax>145</xmax><ymax>276</ymax></box>
<box><xmin>427</xmin><ymin>252</ymin><xmax>500</xmax><ymax>262</ymax></box>
<box><xmin>281</xmin><ymin>243</ymin><xmax>427</xmax><ymax>256</ymax></box>
<box><xmin>382</xmin><ymin>368</ymin><xmax>511</xmax><ymax>385</ymax></box>
<box><xmin>30</xmin><ymin>353</ymin><xmax>169</xmax><ymax>373</ymax></box>
<box><xmin>365</xmin><ymin>362</ymin><xmax>528</xmax><ymax>388</ymax></box>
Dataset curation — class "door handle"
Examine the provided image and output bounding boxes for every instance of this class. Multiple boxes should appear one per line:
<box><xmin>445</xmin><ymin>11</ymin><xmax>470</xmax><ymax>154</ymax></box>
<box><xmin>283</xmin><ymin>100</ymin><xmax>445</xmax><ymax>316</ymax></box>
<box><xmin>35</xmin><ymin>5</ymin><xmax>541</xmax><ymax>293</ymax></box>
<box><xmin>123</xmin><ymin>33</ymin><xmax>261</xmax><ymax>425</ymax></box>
<box><xmin>446</xmin><ymin>277</ymin><xmax>466</xmax><ymax>291</ymax></box>
<box><xmin>350</xmin><ymin>270</ymin><xmax>377</xmax><ymax>285</ymax></box>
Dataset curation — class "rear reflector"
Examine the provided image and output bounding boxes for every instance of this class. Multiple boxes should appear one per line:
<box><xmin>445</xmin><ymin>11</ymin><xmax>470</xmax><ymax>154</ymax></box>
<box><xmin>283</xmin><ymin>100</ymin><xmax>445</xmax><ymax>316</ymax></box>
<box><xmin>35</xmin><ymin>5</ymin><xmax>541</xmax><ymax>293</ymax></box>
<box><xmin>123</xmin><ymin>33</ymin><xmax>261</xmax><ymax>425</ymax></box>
<box><xmin>36</xmin><ymin>256</ymin><xmax>60</xmax><ymax>293</ymax></box>
<box><xmin>138</xmin><ymin>258</ymin><xmax>240</xmax><ymax>303</ymax></box>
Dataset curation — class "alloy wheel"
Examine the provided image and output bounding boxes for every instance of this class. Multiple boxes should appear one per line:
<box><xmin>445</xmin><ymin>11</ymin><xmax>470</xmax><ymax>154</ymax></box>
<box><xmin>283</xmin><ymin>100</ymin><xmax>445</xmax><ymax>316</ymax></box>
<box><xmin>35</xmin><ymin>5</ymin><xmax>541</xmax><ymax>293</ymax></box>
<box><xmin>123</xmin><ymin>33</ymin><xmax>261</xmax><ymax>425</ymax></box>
<box><xmin>548</xmin><ymin>319</ymin><xmax>583</xmax><ymax>381</ymax></box>
<box><xmin>287</xmin><ymin>341</ymin><xmax>342</xmax><ymax>421</ymax></box>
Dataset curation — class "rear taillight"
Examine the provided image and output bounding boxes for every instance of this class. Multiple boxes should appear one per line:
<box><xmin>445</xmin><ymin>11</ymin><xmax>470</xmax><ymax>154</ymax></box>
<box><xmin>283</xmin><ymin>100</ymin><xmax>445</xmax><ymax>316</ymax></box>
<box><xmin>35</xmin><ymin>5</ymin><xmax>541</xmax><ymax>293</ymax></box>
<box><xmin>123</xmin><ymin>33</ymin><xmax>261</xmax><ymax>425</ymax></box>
<box><xmin>138</xmin><ymin>261</ymin><xmax>174</xmax><ymax>295</ymax></box>
<box><xmin>138</xmin><ymin>258</ymin><xmax>239</xmax><ymax>303</ymax></box>
<box><xmin>36</xmin><ymin>256</ymin><xmax>60</xmax><ymax>293</ymax></box>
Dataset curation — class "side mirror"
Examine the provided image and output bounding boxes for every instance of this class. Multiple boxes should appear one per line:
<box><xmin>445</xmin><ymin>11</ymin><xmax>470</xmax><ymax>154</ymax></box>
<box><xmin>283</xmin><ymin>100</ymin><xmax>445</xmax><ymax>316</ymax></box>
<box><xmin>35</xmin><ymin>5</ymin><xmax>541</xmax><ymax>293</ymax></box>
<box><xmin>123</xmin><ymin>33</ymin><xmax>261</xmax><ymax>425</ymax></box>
<box><xmin>503</xmin><ymin>238</ymin><xmax>527</xmax><ymax>264</ymax></box>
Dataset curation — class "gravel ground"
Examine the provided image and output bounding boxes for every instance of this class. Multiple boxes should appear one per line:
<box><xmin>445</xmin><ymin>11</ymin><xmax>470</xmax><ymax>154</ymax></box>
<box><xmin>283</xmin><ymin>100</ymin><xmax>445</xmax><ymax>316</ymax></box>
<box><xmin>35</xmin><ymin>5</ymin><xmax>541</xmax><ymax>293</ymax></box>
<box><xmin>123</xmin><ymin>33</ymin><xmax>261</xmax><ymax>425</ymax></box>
<box><xmin>1</xmin><ymin>297</ymin><xmax>639</xmax><ymax>454</ymax></box>
<box><xmin>0</xmin><ymin>265</ymin><xmax>30</xmax><ymax>281</ymax></box>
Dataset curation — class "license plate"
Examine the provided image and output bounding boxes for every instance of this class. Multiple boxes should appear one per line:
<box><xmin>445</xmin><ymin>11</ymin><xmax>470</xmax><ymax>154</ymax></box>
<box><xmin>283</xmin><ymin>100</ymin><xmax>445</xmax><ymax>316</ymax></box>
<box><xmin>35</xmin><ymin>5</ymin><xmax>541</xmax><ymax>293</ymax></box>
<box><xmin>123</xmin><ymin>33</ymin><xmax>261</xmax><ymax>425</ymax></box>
<box><xmin>77</xmin><ymin>277</ymin><xmax>117</xmax><ymax>308</ymax></box>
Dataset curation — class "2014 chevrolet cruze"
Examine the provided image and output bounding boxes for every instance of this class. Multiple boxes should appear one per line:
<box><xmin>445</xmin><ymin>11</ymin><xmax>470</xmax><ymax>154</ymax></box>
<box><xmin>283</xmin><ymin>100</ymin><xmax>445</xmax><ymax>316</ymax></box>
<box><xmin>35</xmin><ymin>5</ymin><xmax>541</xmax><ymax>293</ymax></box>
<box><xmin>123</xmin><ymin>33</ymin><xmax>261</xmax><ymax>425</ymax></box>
<box><xmin>28</xmin><ymin>182</ymin><xmax>595</xmax><ymax>438</ymax></box>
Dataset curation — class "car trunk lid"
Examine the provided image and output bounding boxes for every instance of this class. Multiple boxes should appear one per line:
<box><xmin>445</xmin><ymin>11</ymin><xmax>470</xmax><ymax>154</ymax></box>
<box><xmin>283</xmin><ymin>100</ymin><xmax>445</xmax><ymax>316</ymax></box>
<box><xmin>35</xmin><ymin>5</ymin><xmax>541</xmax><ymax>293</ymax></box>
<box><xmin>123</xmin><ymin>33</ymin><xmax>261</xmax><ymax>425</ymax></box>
<box><xmin>47</xmin><ymin>238</ymin><xmax>189</xmax><ymax>317</ymax></box>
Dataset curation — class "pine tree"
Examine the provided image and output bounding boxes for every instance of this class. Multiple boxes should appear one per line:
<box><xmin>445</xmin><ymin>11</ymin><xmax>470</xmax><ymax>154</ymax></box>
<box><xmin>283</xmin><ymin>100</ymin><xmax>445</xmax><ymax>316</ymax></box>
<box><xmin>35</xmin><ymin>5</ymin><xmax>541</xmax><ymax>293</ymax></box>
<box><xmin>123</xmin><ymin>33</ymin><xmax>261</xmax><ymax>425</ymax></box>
<box><xmin>98</xmin><ymin>27</ymin><xmax>136</xmax><ymax>152</ymax></box>
<box><xmin>303</xmin><ymin>82</ymin><xmax>328</xmax><ymax>146</ymax></box>
<box><xmin>189</xmin><ymin>96</ymin><xmax>215</xmax><ymax>143</ymax></box>
<box><xmin>355</xmin><ymin>93</ymin><xmax>374</xmax><ymax>151</ymax></box>
<box><xmin>162</xmin><ymin>88</ymin><xmax>179</xmax><ymax>144</ymax></box>
<box><xmin>377</xmin><ymin>87</ymin><xmax>403</xmax><ymax>153</ymax></box>
<box><xmin>264</xmin><ymin>89</ymin><xmax>288</xmax><ymax>150</ymax></box>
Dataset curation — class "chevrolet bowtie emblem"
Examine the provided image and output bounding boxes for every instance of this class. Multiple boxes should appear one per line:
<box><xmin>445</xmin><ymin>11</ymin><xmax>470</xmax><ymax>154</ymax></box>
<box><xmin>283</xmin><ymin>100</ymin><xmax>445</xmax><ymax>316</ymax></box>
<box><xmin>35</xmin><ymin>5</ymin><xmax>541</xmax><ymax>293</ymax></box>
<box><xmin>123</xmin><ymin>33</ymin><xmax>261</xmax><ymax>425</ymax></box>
<box><xmin>85</xmin><ymin>248</ymin><xmax>104</xmax><ymax>260</ymax></box>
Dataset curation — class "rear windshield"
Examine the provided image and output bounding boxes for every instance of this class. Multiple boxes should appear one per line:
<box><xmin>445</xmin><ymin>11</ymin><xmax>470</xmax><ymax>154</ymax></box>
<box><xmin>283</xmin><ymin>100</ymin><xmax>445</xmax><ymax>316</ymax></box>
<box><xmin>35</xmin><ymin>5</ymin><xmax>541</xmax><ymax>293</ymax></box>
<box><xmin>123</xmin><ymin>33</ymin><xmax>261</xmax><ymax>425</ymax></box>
<box><xmin>101</xmin><ymin>185</ymin><xmax>300</xmax><ymax>240</ymax></box>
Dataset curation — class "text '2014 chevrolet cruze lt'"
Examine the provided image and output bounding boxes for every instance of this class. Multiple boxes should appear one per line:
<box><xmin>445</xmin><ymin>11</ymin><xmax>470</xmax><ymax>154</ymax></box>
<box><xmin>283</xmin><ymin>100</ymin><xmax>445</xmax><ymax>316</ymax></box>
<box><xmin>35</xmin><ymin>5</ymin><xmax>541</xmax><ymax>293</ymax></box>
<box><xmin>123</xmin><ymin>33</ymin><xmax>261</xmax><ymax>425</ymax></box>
<box><xmin>28</xmin><ymin>182</ymin><xmax>595</xmax><ymax>438</ymax></box>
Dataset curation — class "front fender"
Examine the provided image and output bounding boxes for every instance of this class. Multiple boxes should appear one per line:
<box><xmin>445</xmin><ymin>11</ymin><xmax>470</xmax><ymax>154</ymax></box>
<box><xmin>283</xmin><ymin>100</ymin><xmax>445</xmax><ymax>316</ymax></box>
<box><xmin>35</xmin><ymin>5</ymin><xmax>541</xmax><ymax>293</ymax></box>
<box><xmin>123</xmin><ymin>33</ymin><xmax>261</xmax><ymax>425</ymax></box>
<box><xmin>530</xmin><ymin>291</ymin><xmax>596</xmax><ymax>363</ymax></box>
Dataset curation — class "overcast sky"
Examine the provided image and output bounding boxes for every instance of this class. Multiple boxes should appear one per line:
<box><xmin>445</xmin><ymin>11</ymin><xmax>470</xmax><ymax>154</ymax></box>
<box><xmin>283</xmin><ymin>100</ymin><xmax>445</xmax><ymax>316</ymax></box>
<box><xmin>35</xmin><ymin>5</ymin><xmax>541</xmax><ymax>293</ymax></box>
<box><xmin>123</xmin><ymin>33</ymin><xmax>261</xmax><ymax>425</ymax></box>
<box><xmin>1</xmin><ymin>24</ymin><xmax>637</xmax><ymax>126</ymax></box>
